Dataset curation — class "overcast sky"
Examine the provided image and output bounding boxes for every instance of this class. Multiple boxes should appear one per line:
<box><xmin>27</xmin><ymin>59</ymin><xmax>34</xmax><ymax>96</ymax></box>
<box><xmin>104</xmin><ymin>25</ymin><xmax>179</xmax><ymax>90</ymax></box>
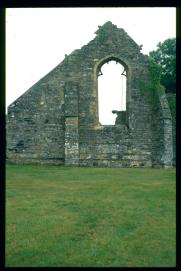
<box><xmin>6</xmin><ymin>8</ymin><xmax>176</xmax><ymax>123</ymax></box>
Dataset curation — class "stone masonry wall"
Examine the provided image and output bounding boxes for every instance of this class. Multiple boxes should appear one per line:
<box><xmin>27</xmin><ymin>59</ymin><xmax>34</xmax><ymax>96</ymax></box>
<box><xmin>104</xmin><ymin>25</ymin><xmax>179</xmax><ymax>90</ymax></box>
<box><xmin>6</xmin><ymin>22</ymin><xmax>173</xmax><ymax>167</ymax></box>
<box><xmin>7</xmin><ymin>67</ymin><xmax>65</xmax><ymax>164</ymax></box>
<box><xmin>166</xmin><ymin>93</ymin><xmax>176</xmax><ymax>166</ymax></box>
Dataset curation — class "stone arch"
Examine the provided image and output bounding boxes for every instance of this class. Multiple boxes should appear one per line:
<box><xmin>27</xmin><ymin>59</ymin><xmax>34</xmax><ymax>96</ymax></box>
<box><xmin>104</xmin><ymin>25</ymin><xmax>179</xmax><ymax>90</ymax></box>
<box><xmin>96</xmin><ymin>56</ymin><xmax>130</xmax><ymax>77</ymax></box>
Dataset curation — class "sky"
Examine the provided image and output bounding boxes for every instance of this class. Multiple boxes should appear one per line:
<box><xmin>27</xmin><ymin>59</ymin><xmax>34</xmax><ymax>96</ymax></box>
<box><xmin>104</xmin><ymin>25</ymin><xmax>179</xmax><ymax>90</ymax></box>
<box><xmin>6</xmin><ymin>8</ymin><xmax>176</xmax><ymax>123</ymax></box>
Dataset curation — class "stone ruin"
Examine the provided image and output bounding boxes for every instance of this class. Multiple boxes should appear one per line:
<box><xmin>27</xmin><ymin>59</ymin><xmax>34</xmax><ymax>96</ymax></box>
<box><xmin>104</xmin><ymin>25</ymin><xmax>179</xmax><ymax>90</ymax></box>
<box><xmin>6</xmin><ymin>21</ymin><xmax>174</xmax><ymax>167</ymax></box>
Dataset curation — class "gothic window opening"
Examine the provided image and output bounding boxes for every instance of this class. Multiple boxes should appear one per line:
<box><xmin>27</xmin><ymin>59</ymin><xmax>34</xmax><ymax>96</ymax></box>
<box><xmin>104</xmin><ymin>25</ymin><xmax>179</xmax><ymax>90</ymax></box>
<box><xmin>98</xmin><ymin>60</ymin><xmax>127</xmax><ymax>125</ymax></box>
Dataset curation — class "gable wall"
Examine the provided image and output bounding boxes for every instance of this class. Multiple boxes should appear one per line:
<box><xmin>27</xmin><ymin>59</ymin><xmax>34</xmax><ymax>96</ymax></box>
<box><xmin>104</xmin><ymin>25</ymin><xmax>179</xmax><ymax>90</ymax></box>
<box><xmin>6</xmin><ymin>23</ymin><xmax>173</xmax><ymax>167</ymax></box>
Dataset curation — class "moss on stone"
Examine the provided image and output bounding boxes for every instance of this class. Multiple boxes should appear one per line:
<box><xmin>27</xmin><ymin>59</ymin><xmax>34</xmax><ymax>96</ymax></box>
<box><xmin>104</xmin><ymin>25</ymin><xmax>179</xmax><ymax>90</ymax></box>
<box><xmin>138</xmin><ymin>58</ymin><xmax>165</xmax><ymax>107</ymax></box>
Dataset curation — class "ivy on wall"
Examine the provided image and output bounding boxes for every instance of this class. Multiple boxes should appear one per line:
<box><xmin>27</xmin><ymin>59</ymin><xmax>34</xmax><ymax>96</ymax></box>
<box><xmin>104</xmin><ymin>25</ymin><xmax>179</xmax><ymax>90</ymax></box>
<box><xmin>138</xmin><ymin>58</ymin><xmax>165</xmax><ymax>108</ymax></box>
<box><xmin>97</xmin><ymin>28</ymin><xmax>107</xmax><ymax>43</ymax></box>
<box><xmin>139</xmin><ymin>57</ymin><xmax>176</xmax><ymax>131</ymax></box>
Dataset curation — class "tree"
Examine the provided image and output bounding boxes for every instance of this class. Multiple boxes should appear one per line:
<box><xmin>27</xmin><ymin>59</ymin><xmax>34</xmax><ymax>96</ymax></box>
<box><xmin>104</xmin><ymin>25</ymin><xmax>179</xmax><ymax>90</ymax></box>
<box><xmin>149</xmin><ymin>38</ymin><xmax>176</xmax><ymax>93</ymax></box>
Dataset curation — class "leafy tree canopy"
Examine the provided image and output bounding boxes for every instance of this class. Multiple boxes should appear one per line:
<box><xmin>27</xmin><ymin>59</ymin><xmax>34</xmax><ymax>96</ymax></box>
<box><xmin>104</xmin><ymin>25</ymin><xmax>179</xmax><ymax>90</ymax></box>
<box><xmin>149</xmin><ymin>38</ymin><xmax>176</xmax><ymax>93</ymax></box>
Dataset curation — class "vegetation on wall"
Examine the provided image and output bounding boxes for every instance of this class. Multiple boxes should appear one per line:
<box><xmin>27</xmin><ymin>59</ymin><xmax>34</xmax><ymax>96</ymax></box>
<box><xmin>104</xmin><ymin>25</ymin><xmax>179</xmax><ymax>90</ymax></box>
<box><xmin>149</xmin><ymin>38</ymin><xmax>176</xmax><ymax>94</ymax></box>
<box><xmin>139</xmin><ymin>50</ymin><xmax>176</xmax><ymax>131</ymax></box>
<box><xmin>138</xmin><ymin>58</ymin><xmax>164</xmax><ymax>107</ymax></box>
<box><xmin>149</xmin><ymin>38</ymin><xmax>176</xmax><ymax>121</ymax></box>
<box><xmin>96</xmin><ymin>27</ymin><xmax>108</xmax><ymax>43</ymax></box>
<box><xmin>96</xmin><ymin>22</ymin><xmax>115</xmax><ymax>44</ymax></box>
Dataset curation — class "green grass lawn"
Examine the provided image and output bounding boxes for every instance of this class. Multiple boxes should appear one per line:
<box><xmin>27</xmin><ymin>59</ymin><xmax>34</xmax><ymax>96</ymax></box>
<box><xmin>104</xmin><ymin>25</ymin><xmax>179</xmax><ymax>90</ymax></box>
<box><xmin>6</xmin><ymin>164</ymin><xmax>176</xmax><ymax>267</ymax></box>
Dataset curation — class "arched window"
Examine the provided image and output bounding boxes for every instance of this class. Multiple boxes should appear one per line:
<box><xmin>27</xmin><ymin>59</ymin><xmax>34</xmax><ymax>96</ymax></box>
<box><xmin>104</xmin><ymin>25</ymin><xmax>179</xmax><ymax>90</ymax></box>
<box><xmin>98</xmin><ymin>60</ymin><xmax>127</xmax><ymax>125</ymax></box>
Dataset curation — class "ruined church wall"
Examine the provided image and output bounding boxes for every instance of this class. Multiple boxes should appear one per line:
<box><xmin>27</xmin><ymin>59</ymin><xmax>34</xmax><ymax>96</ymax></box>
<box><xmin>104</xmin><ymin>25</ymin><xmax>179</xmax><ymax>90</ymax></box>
<box><xmin>72</xmin><ymin>29</ymin><xmax>153</xmax><ymax>167</ymax></box>
<box><xmin>6</xmin><ymin>22</ymin><xmax>173</xmax><ymax>167</ymax></box>
<box><xmin>7</xmin><ymin>66</ymin><xmax>66</xmax><ymax>164</ymax></box>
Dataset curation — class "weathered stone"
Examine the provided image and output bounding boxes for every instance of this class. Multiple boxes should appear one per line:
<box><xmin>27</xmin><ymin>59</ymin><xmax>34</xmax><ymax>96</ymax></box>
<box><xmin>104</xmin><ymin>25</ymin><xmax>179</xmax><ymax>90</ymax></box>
<box><xmin>6</xmin><ymin>21</ymin><xmax>174</xmax><ymax>167</ymax></box>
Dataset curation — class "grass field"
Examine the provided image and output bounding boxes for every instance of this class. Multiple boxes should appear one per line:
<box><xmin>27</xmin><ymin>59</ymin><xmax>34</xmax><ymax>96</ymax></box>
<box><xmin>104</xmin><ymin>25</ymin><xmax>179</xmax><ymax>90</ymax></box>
<box><xmin>6</xmin><ymin>164</ymin><xmax>176</xmax><ymax>267</ymax></box>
